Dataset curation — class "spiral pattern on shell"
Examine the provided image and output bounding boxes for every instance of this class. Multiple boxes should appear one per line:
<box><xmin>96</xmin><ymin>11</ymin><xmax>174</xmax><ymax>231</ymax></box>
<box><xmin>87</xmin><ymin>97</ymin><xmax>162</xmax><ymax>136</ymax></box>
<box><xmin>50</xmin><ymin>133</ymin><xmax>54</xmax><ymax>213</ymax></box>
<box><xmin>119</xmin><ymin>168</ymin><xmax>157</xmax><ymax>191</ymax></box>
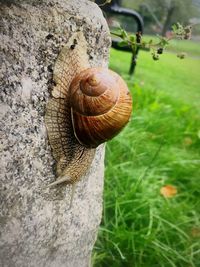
<box><xmin>69</xmin><ymin>67</ymin><xmax>132</xmax><ymax>148</ymax></box>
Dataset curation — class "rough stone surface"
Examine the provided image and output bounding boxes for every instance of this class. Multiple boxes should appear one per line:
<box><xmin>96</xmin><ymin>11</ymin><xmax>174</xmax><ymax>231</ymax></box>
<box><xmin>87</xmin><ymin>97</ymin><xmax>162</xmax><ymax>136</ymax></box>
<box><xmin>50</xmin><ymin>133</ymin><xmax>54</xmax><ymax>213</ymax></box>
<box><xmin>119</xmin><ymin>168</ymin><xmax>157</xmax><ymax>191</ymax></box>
<box><xmin>0</xmin><ymin>1</ymin><xmax>110</xmax><ymax>266</ymax></box>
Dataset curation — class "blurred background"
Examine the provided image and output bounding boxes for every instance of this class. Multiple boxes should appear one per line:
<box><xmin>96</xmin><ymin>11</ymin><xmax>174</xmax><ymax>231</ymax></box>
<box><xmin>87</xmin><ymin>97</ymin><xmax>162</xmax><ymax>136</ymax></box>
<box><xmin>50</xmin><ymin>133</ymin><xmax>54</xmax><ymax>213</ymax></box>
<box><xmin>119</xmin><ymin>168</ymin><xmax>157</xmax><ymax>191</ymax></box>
<box><xmin>121</xmin><ymin>0</ymin><xmax>200</xmax><ymax>37</ymax></box>
<box><xmin>93</xmin><ymin>1</ymin><xmax>200</xmax><ymax>267</ymax></box>
<box><xmin>98</xmin><ymin>0</ymin><xmax>200</xmax><ymax>36</ymax></box>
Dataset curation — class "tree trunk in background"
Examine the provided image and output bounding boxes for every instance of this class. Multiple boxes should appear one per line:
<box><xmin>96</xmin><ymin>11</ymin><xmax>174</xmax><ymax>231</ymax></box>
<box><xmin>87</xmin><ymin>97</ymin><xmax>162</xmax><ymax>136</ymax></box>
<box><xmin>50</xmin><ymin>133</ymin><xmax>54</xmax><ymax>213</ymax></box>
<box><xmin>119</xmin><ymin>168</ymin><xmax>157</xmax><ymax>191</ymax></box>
<box><xmin>0</xmin><ymin>1</ymin><xmax>110</xmax><ymax>266</ymax></box>
<box><xmin>161</xmin><ymin>4</ymin><xmax>176</xmax><ymax>36</ymax></box>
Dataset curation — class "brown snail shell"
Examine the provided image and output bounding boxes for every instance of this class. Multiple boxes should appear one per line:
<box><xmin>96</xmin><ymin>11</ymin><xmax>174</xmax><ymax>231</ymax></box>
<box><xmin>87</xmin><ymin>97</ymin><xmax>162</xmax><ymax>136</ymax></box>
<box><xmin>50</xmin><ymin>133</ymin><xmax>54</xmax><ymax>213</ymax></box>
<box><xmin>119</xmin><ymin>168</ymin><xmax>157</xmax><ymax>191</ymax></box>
<box><xmin>69</xmin><ymin>67</ymin><xmax>132</xmax><ymax>148</ymax></box>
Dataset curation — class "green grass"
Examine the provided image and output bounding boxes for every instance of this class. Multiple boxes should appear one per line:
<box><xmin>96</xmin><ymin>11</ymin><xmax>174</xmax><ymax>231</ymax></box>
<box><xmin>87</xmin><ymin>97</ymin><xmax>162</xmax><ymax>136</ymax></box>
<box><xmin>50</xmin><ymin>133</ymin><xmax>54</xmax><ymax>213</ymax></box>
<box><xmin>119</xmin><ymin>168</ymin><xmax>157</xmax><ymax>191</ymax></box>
<box><xmin>93</xmin><ymin>41</ymin><xmax>200</xmax><ymax>267</ymax></box>
<box><xmin>166</xmin><ymin>39</ymin><xmax>200</xmax><ymax>58</ymax></box>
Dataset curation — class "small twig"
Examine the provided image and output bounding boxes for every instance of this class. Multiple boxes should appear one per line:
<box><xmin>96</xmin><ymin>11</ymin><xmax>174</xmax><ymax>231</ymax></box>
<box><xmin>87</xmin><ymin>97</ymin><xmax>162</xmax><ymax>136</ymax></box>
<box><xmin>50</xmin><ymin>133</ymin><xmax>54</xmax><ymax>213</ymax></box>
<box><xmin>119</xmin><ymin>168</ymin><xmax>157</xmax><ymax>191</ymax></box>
<box><xmin>110</xmin><ymin>22</ymin><xmax>193</xmax><ymax>61</ymax></box>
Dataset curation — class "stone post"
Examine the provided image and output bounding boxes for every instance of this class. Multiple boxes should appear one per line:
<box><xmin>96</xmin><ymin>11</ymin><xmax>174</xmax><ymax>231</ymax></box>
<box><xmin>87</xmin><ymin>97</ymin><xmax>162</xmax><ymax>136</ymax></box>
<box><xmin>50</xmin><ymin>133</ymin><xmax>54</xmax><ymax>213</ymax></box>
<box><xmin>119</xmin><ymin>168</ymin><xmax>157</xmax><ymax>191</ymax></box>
<box><xmin>0</xmin><ymin>1</ymin><xmax>110</xmax><ymax>266</ymax></box>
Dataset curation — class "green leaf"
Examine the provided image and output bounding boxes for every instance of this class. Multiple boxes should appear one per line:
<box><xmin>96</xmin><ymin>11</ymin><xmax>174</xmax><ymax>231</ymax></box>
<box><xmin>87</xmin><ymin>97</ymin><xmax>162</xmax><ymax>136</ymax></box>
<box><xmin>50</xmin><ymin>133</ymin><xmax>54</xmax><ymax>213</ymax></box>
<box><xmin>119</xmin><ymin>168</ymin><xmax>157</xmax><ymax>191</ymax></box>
<box><xmin>121</xmin><ymin>29</ymin><xmax>128</xmax><ymax>39</ymax></box>
<box><xmin>129</xmin><ymin>35</ymin><xmax>135</xmax><ymax>43</ymax></box>
<box><xmin>172</xmin><ymin>24</ymin><xmax>178</xmax><ymax>32</ymax></box>
<box><xmin>158</xmin><ymin>37</ymin><xmax>169</xmax><ymax>46</ymax></box>
<box><xmin>118</xmin><ymin>40</ymin><xmax>128</xmax><ymax>47</ymax></box>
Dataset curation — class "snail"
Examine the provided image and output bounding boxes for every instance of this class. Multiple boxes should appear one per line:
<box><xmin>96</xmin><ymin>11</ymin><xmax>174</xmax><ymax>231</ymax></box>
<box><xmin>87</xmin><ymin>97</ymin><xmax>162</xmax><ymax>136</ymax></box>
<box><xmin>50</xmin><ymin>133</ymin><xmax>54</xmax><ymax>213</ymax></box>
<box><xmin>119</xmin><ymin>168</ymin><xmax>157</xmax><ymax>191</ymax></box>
<box><xmin>45</xmin><ymin>32</ymin><xmax>132</xmax><ymax>188</ymax></box>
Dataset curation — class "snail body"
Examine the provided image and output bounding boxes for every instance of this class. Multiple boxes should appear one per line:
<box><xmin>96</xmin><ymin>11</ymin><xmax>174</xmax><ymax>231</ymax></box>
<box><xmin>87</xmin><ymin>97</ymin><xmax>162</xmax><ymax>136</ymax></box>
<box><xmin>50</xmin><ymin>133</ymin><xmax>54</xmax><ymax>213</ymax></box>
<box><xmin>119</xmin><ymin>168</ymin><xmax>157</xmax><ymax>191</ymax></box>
<box><xmin>45</xmin><ymin>32</ymin><xmax>132</xmax><ymax>186</ymax></box>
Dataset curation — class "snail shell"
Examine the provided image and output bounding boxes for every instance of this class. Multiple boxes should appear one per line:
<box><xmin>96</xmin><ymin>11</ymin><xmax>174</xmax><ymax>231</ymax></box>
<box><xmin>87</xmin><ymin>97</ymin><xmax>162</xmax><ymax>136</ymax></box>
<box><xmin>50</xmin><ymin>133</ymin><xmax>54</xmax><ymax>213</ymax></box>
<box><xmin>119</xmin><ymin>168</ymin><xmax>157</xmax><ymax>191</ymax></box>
<box><xmin>70</xmin><ymin>68</ymin><xmax>132</xmax><ymax>148</ymax></box>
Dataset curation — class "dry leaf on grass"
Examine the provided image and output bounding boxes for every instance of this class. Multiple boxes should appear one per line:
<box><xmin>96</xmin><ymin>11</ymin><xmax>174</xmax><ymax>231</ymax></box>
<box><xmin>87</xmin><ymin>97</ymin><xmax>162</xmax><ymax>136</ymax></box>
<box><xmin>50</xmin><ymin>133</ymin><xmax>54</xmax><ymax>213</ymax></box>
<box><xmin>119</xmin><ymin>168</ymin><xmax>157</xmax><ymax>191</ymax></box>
<box><xmin>160</xmin><ymin>185</ymin><xmax>177</xmax><ymax>198</ymax></box>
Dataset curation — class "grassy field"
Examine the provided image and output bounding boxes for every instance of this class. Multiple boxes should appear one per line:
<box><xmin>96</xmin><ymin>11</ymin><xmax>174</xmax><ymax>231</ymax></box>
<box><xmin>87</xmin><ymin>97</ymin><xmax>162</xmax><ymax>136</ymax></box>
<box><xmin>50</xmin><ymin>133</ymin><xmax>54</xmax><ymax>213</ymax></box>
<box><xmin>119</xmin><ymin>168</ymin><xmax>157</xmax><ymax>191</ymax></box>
<box><xmin>93</xmin><ymin>40</ymin><xmax>200</xmax><ymax>267</ymax></box>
